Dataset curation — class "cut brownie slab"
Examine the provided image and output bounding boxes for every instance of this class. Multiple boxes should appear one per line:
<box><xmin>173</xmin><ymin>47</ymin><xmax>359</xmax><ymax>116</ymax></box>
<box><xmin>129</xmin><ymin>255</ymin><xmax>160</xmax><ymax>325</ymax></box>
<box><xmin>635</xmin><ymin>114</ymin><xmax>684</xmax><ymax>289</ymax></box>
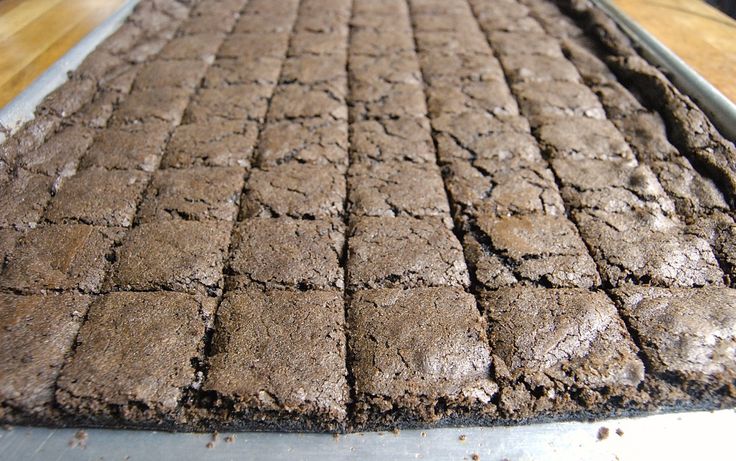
<box><xmin>205</xmin><ymin>290</ymin><xmax>348</xmax><ymax>431</ymax></box>
<box><xmin>480</xmin><ymin>288</ymin><xmax>645</xmax><ymax>419</ymax></box>
<box><xmin>228</xmin><ymin>218</ymin><xmax>344</xmax><ymax>290</ymax></box>
<box><xmin>612</xmin><ymin>287</ymin><xmax>736</xmax><ymax>401</ymax></box>
<box><xmin>349</xmin><ymin>287</ymin><xmax>497</xmax><ymax>428</ymax></box>
<box><xmin>55</xmin><ymin>292</ymin><xmax>211</xmax><ymax>428</ymax></box>
<box><xmin>106</xmin><ymin>221</ymin><xmax>231</xmax><ymax>296</ymax></box>
<box><xmin>1</xmin><ymin>225</ymin><xmax>121</xmax><ymax>293</ymax></box>
<box><xmin>347</xmin><ymin>217</ymin><xmax>469</xmax><ymax>290</ymax></box>
<box><xmin>0</xmin><ymin>293</ymin><xmax>91</xmax><ymax>424</ymax></box>
<box><xmin>241</xmin><ymin>164</ymin><xmax>345</xmax><ymax>219</ymax></box>
<box><xmin>0</xmin><ymin>170</ymin><xmax>53</xmax><ymax>229</ymax></box>
<box><xmin>138</xmin><ymin>167</ymin><xmax>244</xmax><ymax>222</ymax></box>
<box><xmin>45</xmin><ymin>169</ymin><xmax>149</xmax><ymax>227</ymax></box>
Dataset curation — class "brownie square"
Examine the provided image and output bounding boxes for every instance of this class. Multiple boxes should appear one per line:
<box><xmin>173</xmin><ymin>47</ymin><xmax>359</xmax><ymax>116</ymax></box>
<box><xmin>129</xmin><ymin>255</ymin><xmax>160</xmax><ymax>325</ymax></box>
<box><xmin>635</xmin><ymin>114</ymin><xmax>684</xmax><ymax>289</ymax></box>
<box><xmin>134</xmin><ymin>60</ymin><xmax>208</xmax><ymax>90</ymax></box>
<box><xmin>111</xmin><ymin>88</ymin><xmax>191</xmax><ymax>126</ymax></box>
<box><xmin>490</xmin><ymin>31</ymin><xmax>564</xmax><ymax>58</ymax></box>
<box><xmin>0</xmin><ymin>170</ymin><xmax>53</xmax><ymax>229</ymax></box>
<box><xmin>205</xmin><ymin>289</ymin><xmax>348</xmax><ymax>431</ymax></box>
<box><xmin>45</xmin><ymin>169</ymin><xmax>149</xmax><ymax>227</ymax></box>
<box><xmin>469</xmin><ymin>214</ymin><xmax>600</xmax><ymax>289</ymax></box>
<box><xmin>1</xmin><ymin>225</ymin><xmax>120</xmax><ymax>293</ymax></box>
<box><xmin>158</xmin><ymin>32</ymin><xmax>224</xmax><ymax>61</ymax></box>
<box><xmin>203</xmin><ymin>57</ymin><xmax>283</xmax><ymax>87</ymax></box>
<box><xmin>268</xmin><ymin>83</ymin><xmax>348</xmax><ymax>121</ymax></box>
<box><xmin>347</xmin><ymin>217</ymin><xmax>469</xmax><ymax>289</ymax></box>
<box><xmin>217</xmin><ymin>32</ymin><xmax>290</xmax><ymax>60</ymax></box>
<box><xmin>20</xmin><ymin>126</ymin><xmax>94</xmax><ymax>177</ymax></box>
<box><xmin>184</xmin><ymin>85</ymin><xmax>272</xmax><ymax>123</ymax></box>
<box><xmin>348</xmin><ymin>53</ymin><xmax>421</xmax><ymax>89</ymax></box>
<box><xmin>350</xmin><ymin>80</ymin><xmax>426</xmax><ymax>120</ymax></box>
<box><xmin>414</xmin><ymin>31</ymin><xmax>490</xmax><ymax>56</ymax></box>
<box><xmin>419</xmin><ymin>50</ymin><xmax>505</xmax><ymax>84</ymax></box>
<box><xmin>80</xmin><ymin>122</ymin><xmax>170</xmax><ymax>172</ymax></box>
<box><xmin>37</xmin><ymin>77</ymin><xmax>97</xmax><ymax>118</ymax></box>
<box><xmin>107</xmin><ymin>221</ymin><xmax>231</xmax><ymax>295</ymax></box>
<box><xmin>430</xmin><ymin>111</ymin><xmax>533</xmax><ymax>159</ymax></box>
<box><xmin>612</xmin><ymin>287</ymin><xmax>736</xmax><ymax>399</ymax></box>
<box><xmin>347</xmin><ymin>162</ymin><xmax>450</xmax><ymax>220</ymax></box>
<box><xmin>426</xmin><ymin>80</ymin><xmax>519</xmax><ymax>118</ymax></box>
<box><xmin>161</xmin><ymin>121</ymin><xmax>258</xmax><ymax>169</ymax></box>
<box><xmin>290</xmin><ymin>30</ymin><xmax>349</xmax><ymax>56</ymax></box>
<box><xmin>480</xmin><ymin>287</ymin><xmax>645</xmax><ymax>419</ymax></box>
<box><xmin>257</xmin><ymin>117</ymin><xmax>348</xmax><ymax>169</ymax></box>
<box><xmin>0</xmin><ymin>293</ymin><xmax>91</xmax><ymax>423</ymax></box>
<box><xmin>138</xmin><ymin>167</ymin><xmax>244</xmax><ymax>222</ymax></box>
<box><xmin>537</xmin><ymin>117</ymin><xmax>635</xmax><ymax>162</ymax></box>
<box><xmin>0</xmin><ymin>228</ymin><xmax>19</xmax><ymax>265</ymax></box>
<box><xmin>512</xmin><ymin>81</ymin><xmax>606</xmax><ymax>123</ymax></box>
<box><xmin>349</xmin><ymin>28</ymin><xmax>414</xmax><ymax>56</ymax></box>
<box><xmin>241</xmin><ymin>164</ymin><xmax>345</xmax><ymax>219</ymax></box>
<box><xmin>349</xmin><ymin>287</ymin><xmax>497</xmax><ymax>428</ymax></box>
<box><xmin>228</xmin><ymin>218</ymin><xmax>344</xmax><ymax>290</ymax></box>
<box><xmin>55</xmin><ymin>292</ymin><xmax>210</xmax><ymax>427</ymax></box>
<box><xmin>349</xmin><ymin>117</ymin><xmax>435</xmax><ymax>164</ymax></box>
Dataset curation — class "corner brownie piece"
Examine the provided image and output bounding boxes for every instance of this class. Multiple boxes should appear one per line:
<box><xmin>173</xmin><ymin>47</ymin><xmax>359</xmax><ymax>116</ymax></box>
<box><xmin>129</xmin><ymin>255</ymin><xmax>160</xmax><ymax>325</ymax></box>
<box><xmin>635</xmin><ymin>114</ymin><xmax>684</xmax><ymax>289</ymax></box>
<box><xmin>205</xmin><ymin>290</ymin><xmax>348</xmax><ymax>431</ymax></box>
<box><xmin>106</xmin><ymin>221</ymin><xmax>231</xmax><ymax>296</ymax></box>
<box><xmin>612</xmin><ymin>287</ymin><xmax>736</xmax><ymax>402</ymax></box>
<box><xmin>228</xmin><ymin>218</ymin><xmax>344</xmax><ymax>290</ymax></box>
<box><xmin>0</xmin><ymin>293</ymin><xmax>91</xmax><ymax>423</ymax></box>
<box><xmin>347</xmin><ymin>217</ymin><xmax>469</xmax><ymax>290</ymax></box>
<box><xmin>55</xmin><ymin>292</ymin><xmax>211</xmax><ymax>428</ymax></box>
<box><xmin>480</xmin><ymin>288</ymin><xmax>645</xmax><ymax>419</ymax></box>
<box><xmin>1</xmin><ymin>225</ymin><xmax>121</xmax><ymax>293</ymax></box>
<box><xmin>349</xmin><ymin>287</ymin><xmax>497</xmax><ymax>428</ymax></box>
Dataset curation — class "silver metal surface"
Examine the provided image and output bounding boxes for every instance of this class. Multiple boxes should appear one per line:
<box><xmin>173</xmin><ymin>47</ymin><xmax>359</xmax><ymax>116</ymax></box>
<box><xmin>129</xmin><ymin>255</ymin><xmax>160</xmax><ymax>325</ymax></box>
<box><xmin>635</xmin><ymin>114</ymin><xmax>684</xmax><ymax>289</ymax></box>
<box><xmin>0</xmin><ymin>409</ymin><xmax>733</xmax><ymax>460</ymax></box>
<box><xmin>593</xmin><ymin>0</ymin><xmax>736</xmax><ymax>141</ymax></box>
<box><xmin>0</xmin><ymin>0</ymin><xmax>140</xmax><ymax>144</ymax></box>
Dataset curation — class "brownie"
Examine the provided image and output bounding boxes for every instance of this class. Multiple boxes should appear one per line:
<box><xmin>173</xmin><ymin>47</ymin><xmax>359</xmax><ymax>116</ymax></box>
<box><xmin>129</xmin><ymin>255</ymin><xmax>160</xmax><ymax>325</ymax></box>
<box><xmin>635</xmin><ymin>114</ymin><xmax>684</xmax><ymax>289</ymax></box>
<box><xmin>203</xmin><ymin>57</ymin><xmax>283</xmax><ymax>87</ymax></box>
<box><xmin>80</xmin><ymin>122</ymin><xmax>170</xmax><ymax>172</ymax></box>
<box><xmin>161</xmin><ymin>121</ymin><xmax>258</xmax><ymax>169</ymax></box>
<box><xmin>414</xmin><ymin>30</ymin><xmax>490</xmax><ymax>55</ymax></box>
<box><xmin>106</xmin><ymin>221</ymin><xmax>231</xmax><ymax>296</ymax></box>
<box><xmin>612</xmin><ymin>287</ymin><xmax>736</xmax><ymax>400</ymax></box>
<box><xmin>20</xmin><ymin>126</ymin><xmax>94</xmax><ymax>177</ymax></box>
<box><xmin>158</xmin><ymin>33</ymin><xmax>224</xmax><ymax>61</ymax></box>
<box><xmin>512</xmin><ymin>81</ymin><xmax>606</xmax><ymax>123</ymax></box>
<box><xmin>134</xmin><ymin>60</ymin><xmax>208</xmax><ymax>90</ymax></box>
<box><xmin>184</xmin><ymin>85</ymin><xmax>273</xmax><ymax>122</ymax></box>
<box><xmin>0</xmin><ymin>170</ymin><xmax>53</xmax><ymax>229</ymax></box>
<box><xmin>181</xmin><ymin>12</ymin><xmax>239</xmax><ymax>35</ymax></box>
<box><xmin>45</xmin><ymin>169</ymin><xmax>149</xmax><ymax>227</ymax></box>
<box><xmin>349</xmin><ymin>287</ymin><xmax>497</xmax><ymax>428</ymax></box>
<box><xmin>0</xmin><ymin>293</ymin><xmax>91</xmax><ymax>423</ymax></box>
<box><xmin>55</xmin><ymin>292</ymin><xmax>211</xmax><ymax>427</ymax></box>
<box><xmin>240</xmin><ymin>164</ymin><xmax>345</xmax><ymax>219</ymax></box>
<box><xmin>227</xmin><ymin>218</ymin><xmax>344</xmax><ymax>290</ymax></box>
<box><xmin>498</xmin><ymin>54</ymin><xmax>581</xmax><ymax>83</ymax></box>
<box><xmin>110</xmin><ymin>88</ymin><xmax>191</xmax><ymax>126</ymax></box>
<box><xmin>349</xmin><ymin>117</ymin><xmax>435</xmax><ymax>164</ymax></box>
<box><xmin>257</xmin><ymin>117</ymin><xmax>348</xmax><ymax>169</ymax></box>
<box><xmin>349</xmin><ymin>80</ymin><xmax>426</xmax><ymax>120</ymax></box>
<box><xmin>268</xmin><ymin>82</ymin><xmax>348</xmax><ymax>121</ymax></box>
<box><xmin>281</xmin><ymin>54</ymin><xmax>347</xmax><ymax>85</ymax></box>
<box><xmin>347</xmin><ymin>162</ymin><xmax>450</xmax><ymax>221</ymax></box>
<box><xmin>205</xmin><ymin>290</ymin><xmax>348</xmax><ymax>431</ymax></box>
<box><xmin>0</xmin><ymin>228</ymin><xmax>19</xmax><ymax>266</ymax></box>
<box><xmin>290</xmin><ymin>30</ymin><xmax>349</xmax><ymax>56</ymax></box>
<box><xmin>217</xmin><ymin>32</ymin><xmax>290</xmax><ymax>60</ymax></box>
<box><xmin>347</xmin><ymin>216</ymin><xmax>469</xmax><ymax>290</ymax></box>
<box><xmin>418</xmin><ymin>50</ymin><xmax>505</xmax><ymax>84</ymax></box>
<box><xmin>480</xmin><ymin>288</ymin><xmax>644</xmax><ymax>419</ymax></box>
<box><xmin>430</xmin><ymin>111</ymin><xmax>533</xmax><ymax>159</ymax></box>
<box><xmin>537</xmin><ymin>117</ymin><xmax>635</xmax><ymax>162</ymax></box>
<box><xmin>37</xmin><ymin>77</ymin><xmax>97</xmax><ymax>118</ymax></box>
<box><xmin>138</xmin><ymin>167</ymin><xmax>244</xmax><ymax>222</ymax></box>
<box><xmin>489</xmin><ymin>31</ymin><xmax>564</xmax><ymax>58</ymax></box>
<box><xmin>234</xmin><ymin>12</ymin><xmax>297</xmax><ymax>34</ymax></box>
<box><xmin>443</xmin><ymin>159</ymin><xmax>565</xmax><ymax>220</ymax></box>
<box><xmin>348</xmin><ymin>53</ymin><xmax>422</xmax><ymax>89</ymax></box>
<box><xmin>426</xmin><ymin>79</ymin><xmax>519</xmax><ymax>118</ymax></box>
<box><xmin>1</xmin><ymin>224</ymin><xmax>120</xmax><ymax>293</ymax></box>
<box><xmin>349</xmin><ymin>28</ymin><xmax>415</xmax><ymax>56</ymax></box>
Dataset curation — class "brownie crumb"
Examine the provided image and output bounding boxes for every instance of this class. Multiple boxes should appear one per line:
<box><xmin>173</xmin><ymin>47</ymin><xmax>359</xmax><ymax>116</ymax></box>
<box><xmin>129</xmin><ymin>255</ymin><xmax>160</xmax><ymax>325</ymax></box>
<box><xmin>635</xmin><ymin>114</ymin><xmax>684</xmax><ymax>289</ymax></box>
<box><xmin>392</xmin><ymin>428</ymin><xmax>401</xmax><ymax>436</ymax></box>
<box><xmin>421</xmin><ymin>432</ymin><xmax>427</xmax><ymax>437</ymax></box>
<box><xmin>471</xmin><ymin>454</ymin><xmax>480</xmax><ymax>461</ymax></box>
<box><xmin>459</xmin><ymin>434</ymin><xmax>467</xmax><ymax>441</ymax></box>
<box><xmin>206</xmin><ymin>441</ymin><xmax>215</xmax><ymax>449</ymax></box>
<box><xmin>597</xmin><ymin>427</ymin><xmax>610</xmax><ymax>440</ymax></box>
<box><xmin>2</xmin><ymin>425</ymin><xmax>13</xmax><ymax>431</ymax></box>
<box><xmin>616</xmin><ymin>428</ymin><xmax>624</xmax><ymax>437</ymax></box>
<box><xmin>225</xmin><ymin>435</ymin><xmax>236</xmax><ymax>444</ymax></box>
<box><xmin>69</xmin><ymin>430</ymin><xmax>88</xmax><ymax>449</ymax></box>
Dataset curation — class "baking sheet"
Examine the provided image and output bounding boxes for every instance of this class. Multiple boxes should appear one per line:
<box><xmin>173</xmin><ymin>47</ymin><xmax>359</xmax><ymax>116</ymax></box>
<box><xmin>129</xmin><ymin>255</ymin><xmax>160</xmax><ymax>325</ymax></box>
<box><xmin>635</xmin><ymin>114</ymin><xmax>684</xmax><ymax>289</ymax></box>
<box><xmin>1</xmin><ymin>409</ymin><xmax>734</xmax><ymax>460</ymax></box>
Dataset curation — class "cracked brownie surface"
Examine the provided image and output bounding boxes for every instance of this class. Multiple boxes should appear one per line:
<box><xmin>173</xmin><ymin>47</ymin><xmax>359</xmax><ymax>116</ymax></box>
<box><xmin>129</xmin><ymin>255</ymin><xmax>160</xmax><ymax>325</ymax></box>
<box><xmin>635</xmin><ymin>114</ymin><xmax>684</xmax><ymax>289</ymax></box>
<box><xmin>1</xmin><ymin>0</ymin><xmax>735</xmax><ymax>432</ymax></box>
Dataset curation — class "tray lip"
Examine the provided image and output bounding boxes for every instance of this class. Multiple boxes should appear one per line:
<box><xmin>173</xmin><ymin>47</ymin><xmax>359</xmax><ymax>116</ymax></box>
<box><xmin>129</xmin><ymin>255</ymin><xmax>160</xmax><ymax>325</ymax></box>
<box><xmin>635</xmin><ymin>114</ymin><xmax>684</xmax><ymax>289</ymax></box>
<box><xmin>593</xmin><ymin>0</ymin><xmax>736</xmax><ymax>141</ymax></box>
<box><xmin>0</xmin><ymin>0</ymin><xmax>140</xmax><ymax>144</ymax></box>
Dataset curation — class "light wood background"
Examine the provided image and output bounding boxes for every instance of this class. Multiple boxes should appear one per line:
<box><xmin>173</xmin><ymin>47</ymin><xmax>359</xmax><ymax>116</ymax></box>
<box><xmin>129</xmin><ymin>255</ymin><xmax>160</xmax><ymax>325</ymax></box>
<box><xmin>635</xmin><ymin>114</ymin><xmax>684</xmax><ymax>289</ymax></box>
<box><xmin>0</xmin><ymin>0</ymin><xmax>126</xmax><ymax>108</ymax></box>
<box><xmin>0</xmin><ymin>0</ymin><xmax>733</xmax><ymax>108</ymax></box>
<box><xmin>612</xmin><ymin>0</ymin><xmax>736</xmax><ymax>102</ymax></box>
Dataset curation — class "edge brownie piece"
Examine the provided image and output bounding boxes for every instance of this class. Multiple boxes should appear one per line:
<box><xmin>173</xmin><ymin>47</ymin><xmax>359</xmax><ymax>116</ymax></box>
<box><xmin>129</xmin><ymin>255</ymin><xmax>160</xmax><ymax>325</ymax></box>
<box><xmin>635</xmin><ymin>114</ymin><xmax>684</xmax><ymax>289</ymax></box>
<box><xmin>347</xmin><ymin>217</ymin><xmax>469</xmax><ymax>290</ymax></box>
<box><xmin>349</xmin><ymin>287</ymin><xmax>498</xmax><ymax>429</ymax></box>
<box><xmin>480</xmin><ymin>288</ymin><xmax>645</xmax><ymax>419</ymax></box>
<box><xmin>205</xmin><ymin>290</ymin><xmax>348</xmax><ymax>431</ymax></box>
<box><xmin>55</xmin><ymin>292</ymin><xmax>211</xmax><ymax>428</ymax></box>
<box><xmin>0</xmin><ymin>293</ymin><xmax>91</xmax><ymax>424</ymax></box>
<box><xmin>612</xmin><ymin>287</ymin><xmax>736</xmax><ymax>403</ymax></box>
